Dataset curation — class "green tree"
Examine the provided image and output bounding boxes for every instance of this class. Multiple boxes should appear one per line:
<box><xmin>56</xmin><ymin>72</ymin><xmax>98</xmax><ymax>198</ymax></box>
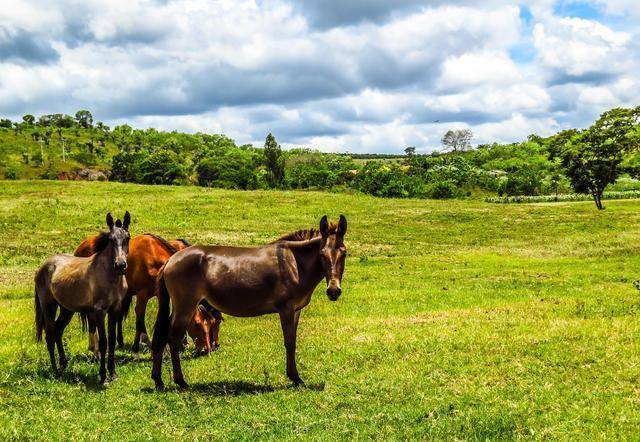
<box><xmin>551</xmin><ymin>107</ymin><xmax>640</xmax><ymax>209</ymax></box>
<box><xmin>139</xmin><ymin>149</ymin><xmax>187</xmax><ymax>185</ymax></box>
<box><xmin>75</xmin><ymin>110</ymin><xmax>93</xmax><ymax>128</ymax></box>
<box><xmin>263</xmin><ymin>133</ymin><xmax>284</xmax><ymax>188</ymax></box>
<box><xmin>22</xmin><ymin>114</ymin><xmax>35</xmax><ymax>125</ymax></box>
<box><xmin>196</xmin><ymin>150</ymin><xmax>258</xmax><ymax>189</ymax></box>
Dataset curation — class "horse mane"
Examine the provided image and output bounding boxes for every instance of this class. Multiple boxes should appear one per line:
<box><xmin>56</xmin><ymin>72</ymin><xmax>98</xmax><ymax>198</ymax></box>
<box><xmin>143</xmin><ymin>233</ymin><xmax>179</xmax><ymax>254</ymax></box>
<box><xmin>273</xmin><ymin>223</ymin><xmax>337</xmax><ymax>243</ymax></box>
<box><xmin>175</xmin><ymin>238</ymin><xmax>191</xmax><ymax>247</ymax></box>
<box><xmin>89</xmin><ymin>231</ymin><xmax>111</xmax><ymax>255</ymax></box>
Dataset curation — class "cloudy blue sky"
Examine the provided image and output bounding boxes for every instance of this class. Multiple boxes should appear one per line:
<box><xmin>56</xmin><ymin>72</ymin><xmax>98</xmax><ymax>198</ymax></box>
<box><xmin>1</xmin><ymin>0</ymin><xmax>638</xmax><ymax>152</ymax></box>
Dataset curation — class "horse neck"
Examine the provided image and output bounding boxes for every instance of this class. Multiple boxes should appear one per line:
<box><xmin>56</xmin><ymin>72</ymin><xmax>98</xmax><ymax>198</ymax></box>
<box><xmin>91</xmin><ymin>242</ymin><xmax>117</xmax><ymax>278</ymax></box>
<box><xmin>287</xmin><ymin>237</ymin><xmax>324</xmax><ymax>288</ymax></box>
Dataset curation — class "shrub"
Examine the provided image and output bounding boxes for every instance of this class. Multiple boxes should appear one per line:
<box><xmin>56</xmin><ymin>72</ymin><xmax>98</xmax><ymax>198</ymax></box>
<box><xmin>4</xmin><ymin>167</ymin><xmax>18</xmax><ymax>180</ymax></box>
<box><xmin>502</xmin><ymin>169</ymin><xmax>543</xmax><ymax>196</ymax></box>
<box><xmin>285</xmin><ymin>152</ymin><xmax>357</xmax><ymax>189</ymax></box>
<box><xmin>139</xmin><ymin>149</ymin><xmax>187</xmax><ymax>185</ymax></box>
<box><xmin>110</xmin><ymin>151</ymin><xmax>146</xmax><ymax>183</ymax></box>
<box><xmin>196</xmin><ymin>149</ymin><xmax>258</xmax><ymax>189</ymax></box>
<box><xmin>352</xmin><ymin>162</ymin><xmax>425</xmax><ymax>198</ymax></box>
<box><xmin>39</xmin><ymin>163</ymin><xmax>59</xmax><ymax>180</ymax></box>
<box><xmin>425</xmin><ymin>181</ymin><xmax>463</xmax><ymax>199</ymax></box>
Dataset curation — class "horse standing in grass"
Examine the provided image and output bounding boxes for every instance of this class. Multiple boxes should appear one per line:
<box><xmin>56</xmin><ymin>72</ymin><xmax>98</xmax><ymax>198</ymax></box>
<box><xmin>151</xmin><ymin>215</ymin><xmax>348</xmax><ymax>390</ymax></box>
<box><xmin>35</xmin><ymin>212</ymin><xmax>130</xmax><ymax>384</ymax></box>
<box><xmin>74</xmin><ymin>233</ymin><xmax>213</xmax><ymax>355</ymax></box>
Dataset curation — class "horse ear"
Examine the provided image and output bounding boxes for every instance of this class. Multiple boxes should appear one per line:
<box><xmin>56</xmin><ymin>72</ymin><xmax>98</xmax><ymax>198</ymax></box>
<box><xmin>106</xmin><ymin>213</ymin><xmax>114</xmax><ymax>230</ymax></box>
<box><xmin>115</xmin><ymin>219</ymin><xmax>122</xmax><ymax>228</ymax></box>
<box><xmin>319</xmin><ymin>215</ymin><xmax>329</xmax><ymax>237</ymax></box>
<box><xmin>122</xmin><ymin>211</ymin><xmax>131</xmax><ymax>231</ymax></box>
<box><xmin>337</xmin><ymin>214</ymin><xmax>347</xmax><ymax>237</ymax></box>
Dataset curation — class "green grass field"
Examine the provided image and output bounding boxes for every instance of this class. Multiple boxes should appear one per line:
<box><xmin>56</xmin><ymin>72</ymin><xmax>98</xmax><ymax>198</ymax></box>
<box><xmin>1</xmin><ymin>181</ymin><xmax>640</xmax><ymax>440</ymax></box>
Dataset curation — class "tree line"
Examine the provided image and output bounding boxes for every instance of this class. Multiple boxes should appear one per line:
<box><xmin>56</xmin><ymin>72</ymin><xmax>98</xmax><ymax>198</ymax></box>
<box><xmin>0</xmin><ymin>107</ymin><xmax>639</xmax><ymax>209</ymax></box>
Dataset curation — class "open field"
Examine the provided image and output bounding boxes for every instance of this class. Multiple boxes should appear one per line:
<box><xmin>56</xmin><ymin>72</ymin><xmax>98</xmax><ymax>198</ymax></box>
<box><xmin>1</xmin><ymin>181</ymin><xmax>640</xmax><ymax>439</ymax></box>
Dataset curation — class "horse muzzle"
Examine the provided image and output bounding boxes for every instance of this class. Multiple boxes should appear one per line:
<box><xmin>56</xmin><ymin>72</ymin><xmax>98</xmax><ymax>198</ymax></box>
<box><xmin>115</xmin><ymin>261</ymin><xmax>127</xmax><ymax>275</ymax></box>
<box><xmin>326</xmin><ymin>286</ymin><xmax>341</xmax><ymax>301</ymax></box>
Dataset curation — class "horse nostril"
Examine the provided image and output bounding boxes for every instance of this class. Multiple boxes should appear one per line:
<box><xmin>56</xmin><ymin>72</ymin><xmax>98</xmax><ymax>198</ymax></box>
<box><xmin>326</xmin><ymin>287</ymin><xmax>341</xmax><ymax>300</ymax></box>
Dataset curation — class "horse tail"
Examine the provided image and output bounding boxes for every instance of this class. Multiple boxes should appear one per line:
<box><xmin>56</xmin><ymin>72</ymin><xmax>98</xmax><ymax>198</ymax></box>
<box><xmin>151</xmin><ymin>264</ymin><xmax>171</xmax><ymax>354</ymax></box>
<box><xmin>34</xmin><ymin>290</ymin><xmax>44</xmax><ymax>342</ymax></box>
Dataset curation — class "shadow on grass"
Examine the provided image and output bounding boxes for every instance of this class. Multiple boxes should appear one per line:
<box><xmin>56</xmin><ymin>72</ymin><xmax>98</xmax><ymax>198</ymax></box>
<box><xmin>141</xmin><ymin>380</ymin><xmax>325</xmax><ymax>396</ymax></box>
<box><xmin>26</xmin><ymin>365</ymin><xmax>107</xmax><ymax>392</ymax></box>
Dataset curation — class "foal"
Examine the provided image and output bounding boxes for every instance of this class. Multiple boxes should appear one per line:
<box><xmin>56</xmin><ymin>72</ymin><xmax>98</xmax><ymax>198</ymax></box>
<box><xmin>75</xmin><ymin>234</ymin><xmax>193</xmax><ymax>354</ymax></box>
<box><xmin>35</xmin><ymin>212</ymin><xmax>131</xmax><ymax>383</ymax></box>
<box><xmin>151</xmin><ymin>215</ymin><xmax>347</xmax><ymax>390</ymax></box>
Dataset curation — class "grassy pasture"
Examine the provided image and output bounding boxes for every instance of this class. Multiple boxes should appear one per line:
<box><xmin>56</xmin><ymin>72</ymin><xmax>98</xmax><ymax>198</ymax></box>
<box><xmin>1</xmin><ymin>180</ymin><xmax>640</xmax><ymax>440</ymax></box>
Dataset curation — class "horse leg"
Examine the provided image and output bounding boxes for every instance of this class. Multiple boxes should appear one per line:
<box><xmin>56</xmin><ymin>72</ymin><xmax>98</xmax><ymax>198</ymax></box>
<box><xmin>132</xmin><ymin>292</ymin><xmax>149</xmax><ymax>354</ymax></box>
<box><xmin>169</xmin><ymin>301</ymin><xmax>199</xmax><ymax>388</ymax></box>
<box><xmin>210</xmin><ymin>311</ymin><xmax>222</xmax><ymax>350</ymax></box>
<box><xmin>43</xmin><ymin>302</ymin><xmax>58</xmax><ymax>372</ymax></box>
<box><xmin>116</xmin><ymin>315</ymin><xmax>124</xmax><ymax>349</ymax></box>
<box><xmin>95</xmin><ymin>310</ymin><xmax>107</xmax><ymax>384</ymax></box>
<box><xmin>278</xmin><ymin>306</ymin><xmax>302</xmax><ymax>385</ymax></box>
<box><xmin>117</xmin><ymin>292</ymin><xmax>132</xmax><ymax>348</ymax></box>
<box><xmin>87</xmin><ymin>316</ymin><xmax>98</xmax><ymax>357</ymax></box>
<box><xmin>54</xmin><ymin>307</ymin><xmax>74</xmax><ymax>369</ymax></box>
<box><xmin>107</xmin><ymin>311</ymin><xmax>118</xmax><ymax>381</ymax></box>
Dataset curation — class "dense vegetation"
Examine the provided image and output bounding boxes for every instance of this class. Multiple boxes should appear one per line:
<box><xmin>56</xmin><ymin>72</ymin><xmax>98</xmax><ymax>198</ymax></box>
<box><xmin>1</xmin><ymin>107</ymin><xmax>639</xmax><ymax>208</ymax></box>
<box><xmin>1</xmin><ymin>181</ymin><xmax>640</xmax><ymax>439</ymax></box>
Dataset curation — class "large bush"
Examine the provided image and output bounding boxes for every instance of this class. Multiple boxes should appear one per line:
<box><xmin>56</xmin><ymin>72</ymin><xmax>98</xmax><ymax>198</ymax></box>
<box><xmin>110</xmin><ymin>151</ymin><xmax>146</xmax><ymax>183</ymax></box>
<box><xmin>139</xmin><ymin>149</ymin><xmax>187</xmax><ymax>185</ymax></box>
<box><xmin>352</xmin><ymin>162</ymin><xmax>425</xmax><ymax>198</ymax></box>
<box><xmin>425</xmin><ymin>181</ymin><xmax>464</xmax><ymax>199</ymax></box>
<box><xmin>285</xmin><ymin>151</ymin><xmax>357</xmax><ymax>189</ymax></box>
<box><xmin>196</xmin><ymin>149</ymin><xmax>258</xmax><ymax>189</ymax></box>
<box><xmin>502</xmin><ymin>168</ymin><xmax>543</xmax><ymax>196</ymax></box>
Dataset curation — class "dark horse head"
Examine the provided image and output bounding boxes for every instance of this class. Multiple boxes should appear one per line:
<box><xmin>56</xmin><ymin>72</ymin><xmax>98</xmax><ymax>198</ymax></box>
<box><xmin>105</xmin><ymin>211</ymin><xmax>131</xmax><ymax>275</ymax></box>
<box><xmin>319</xmin><ymin>215</ymin><xmax>347</xmax><ymax>301</ymax></box>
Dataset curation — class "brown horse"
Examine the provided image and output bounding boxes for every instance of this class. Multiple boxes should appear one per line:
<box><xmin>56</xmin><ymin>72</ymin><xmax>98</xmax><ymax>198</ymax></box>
<box><xmin>75</xmin><ymin>233</ymin><xmax>220</xmax><ymax>355</ymax></box>
<box><xmin>35</xmin><ymin>212</ymin><xmax>130</xmax><ymax>384</ymax></box>
<box><xmin>188</xmin><ymin>304</ymin><xmax>223</xmax><ymax>355</ymax></box>
<box><xmin>151</xmin><ymin>215</ymin><xmax>347</xmax><ymax>390</ymax></box>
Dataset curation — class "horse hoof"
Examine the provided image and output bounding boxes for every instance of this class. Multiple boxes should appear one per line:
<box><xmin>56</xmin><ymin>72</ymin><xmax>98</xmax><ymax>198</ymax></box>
<box><xmin>99</xmin><ymin>377</ymin><xmax>107</xmax><ymax>386</ymax></box>
<box><xmin>175</xmin><ymin>380</ymin><xmax>189</xmax><ymax>390</ymax></box>
<box><xmin>133</xmin><ymin>352</ymin><xmax>141</xmax><ymax>361</ymax></box>
<box><xmin>109</xmin><ymin>373</ymin><xmax>118</xmax><ymax>382</ymax></box>
<box><xmin>290</xmin><ymin>377</ymin><xmax>304</xmax><ymax>387</ymax></box>
<box><xmin>155</xmin><ymin>383</ymin><xmax>165</xmax><ymax>392</ymax></box>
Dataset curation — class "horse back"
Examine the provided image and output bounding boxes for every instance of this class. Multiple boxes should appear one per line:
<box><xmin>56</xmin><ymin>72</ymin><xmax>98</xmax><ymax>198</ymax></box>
<box><xmin>126</xmin><ymin>235</ymin><xmax>175</xmax><ymax>291</ymax></box>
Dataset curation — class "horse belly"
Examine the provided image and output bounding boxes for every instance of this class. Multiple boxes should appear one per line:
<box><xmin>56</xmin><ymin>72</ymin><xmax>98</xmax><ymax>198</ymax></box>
<box><xmin>50</xmin><ymin>273</ymin><xmax>93</xmax><ymax>312</ymax></box>
<box><xmin>203</xmin><ymin>275</ymin><xmax>278</xmax><ymax>315</ymax></box>
<box><xmin>203</xmin><ymin>262</ymin><xmax>280</xmax><ymax>317</ymax></box>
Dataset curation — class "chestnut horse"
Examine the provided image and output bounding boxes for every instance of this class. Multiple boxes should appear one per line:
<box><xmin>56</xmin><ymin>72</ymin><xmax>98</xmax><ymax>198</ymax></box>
<box><xmin>188</xmin><ymin>304</ymin><xmax>223</xmax><ymax>355</ymax></box>
<box><xmin>35</xmin><ymin>212</ymin><xmax>130</xmax><ymax>384</ymax></box>
<box><xmin>75</xmin><ymin>233</ymin><xmax>222</xmax><ymax>355</ymax></box>
<box><xmin>151</xmin><ymin>215</ymin><xmax>347</xmax><ymax>390</ymax></box>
